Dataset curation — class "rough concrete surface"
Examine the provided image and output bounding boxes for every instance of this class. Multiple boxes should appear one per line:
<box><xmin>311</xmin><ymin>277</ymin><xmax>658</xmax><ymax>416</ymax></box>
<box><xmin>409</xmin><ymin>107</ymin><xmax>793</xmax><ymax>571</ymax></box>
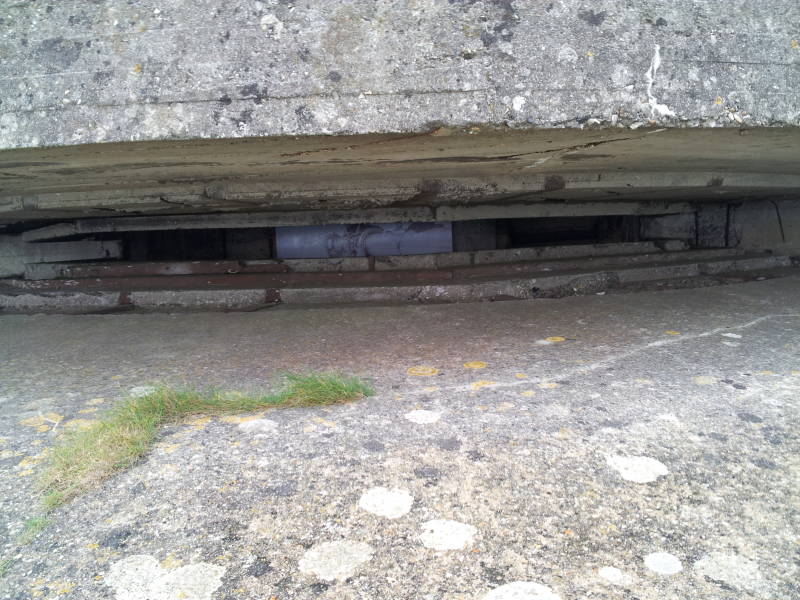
<box><xmin>1</xmin><ymin>0</ymin><xmax>799</xmax><ymax>149</ymax></box>
<box><xmin>1</xmin><ymin>277</ymin><xmax>799</xmax><ymax>599</ymax></box>
<box><xmin>3</xmin><ymin>128</ymin><xmax>799</xmax><ymax>224</ymax></box>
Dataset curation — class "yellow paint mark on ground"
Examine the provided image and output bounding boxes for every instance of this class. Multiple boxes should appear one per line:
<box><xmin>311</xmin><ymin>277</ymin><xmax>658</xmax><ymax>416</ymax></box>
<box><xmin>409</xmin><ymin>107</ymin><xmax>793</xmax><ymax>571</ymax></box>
<box><xmin>546</xmin><ymin>336</ymin><xmax>566</xmax><ymax>343</ymax></box>
<box><xmin>496</xmin><ymin>402</ymin><xmax>515</xmax><ymax>412</ymax></box>
<box><xmin>556</xmin><ymin>427</ymin><xmax>574</xmax><ymax>439</ymax></box>
<box><xmin>586</xmin><ymin>50</ymin><xmax>595</xmax><ymax>57</ymax></box>
<box><xmin>715</xmin><ymin>96</ymin><xmax>724</xmax><ymax>105</ymax></box>
<box><xmin>313</xmin><ymin>417</ymin><xmax>337</xmax><ymax>427</ymax></box>
<box><xmin>521</xmin><ymin>390</ymin><xmax>536</xmax><ymax>397</ymax></box>
<box><xmin>132</xmin><ymin>63</ymin><xmax>143</xmax><ymax>74</ymax></box>
<box><xmin>470</xmin><ymin>380</ymin><xmax>497</xmax><ymax>390</ymax></box>
<box><xmin>17</xmin><ymin>453</ymin><xmax>47</xmax><ymax>469</ymax></box>
<box><xmin>423</xmin><ymin>386</ymin><xmax>440</xmax><ymax>392</ymax></box>
<box><xmin>693</xmin><ymin>376</ymin><xmax>716</xmax><ymax>385</ymax></box>
<box><xmin>85</xmin><ymin>542</ymin><xmax>100</xmax><ymax>550</ymax></box>
<box><xmin>515</xmin><ymin>373</ymin><xmax>528</xmax><ymax>379</ymax></box>
<box><xmin>538</xmin><ymin>382</ymin><xmax>560</xmax><ymax>389</ymax></box>
<box><xmin>634</xmin><ymin>378</ymin><xmax>654</xmax><ymax>384</ymax></box>
<box><xmin>476</xmin><ymin>405</ymin><xmax>488</xmax><ymax>411</ymax></box>
<box><xmin>759</xmin><ymin>370</ymin><xmax>776</xmax><ymax>375</ymax></box>
<box><xmin>791</xmin><ymin>370</ymin><xmax>800</xmax><ymax>376</ymax></box>
<box><xmin>665</xmin><ymin>330</ymin><xmax>681</xmax><ymax>336</ymax></box>
<box><xmin>160</xmin><ymin>554</ymin><xmax>183</xmax><ymax>569</ymax></box>
<box><xmin>184</xmin><ymin>415</ymin><xmax>213</xmax><ymax>430</ymax></box>
<box><xmin>64</xmin><ymin>418</ymin><xmax>99</xmax><ymax>431</ymax></box>
<box><xmin>111</xmin><ymin>375</ymin><xmax>123</xmax><ymax>380</ymax></box>
<box><xmin>20</xmin><ymin>412</ymin><xmax>63</xmax><ymax>431</ymax></box>
<box><xmin>563</xmin><ymin>529</ymin><xmax>576</xmax><ymax>537</ymax></box>
<box><xmin>52</xmin><ymin>581</ymin><xmax>76</xmax><ymax>595</ymax></box>
<box><xmin>86</xmin><ymin>398</ymin><xmax>106</xmax><ymax>405</ymax></box>
<box><xmin>78</xmin><ymin>407</ymin><xmax>99</xmax><ymax>414</ymax></box>
<box><xmin>597</xmin><ymin>524</ymin><xmax>619</xmax><ymax>535</ymax></box>
<box><xmin>18</xmin><ymin>468</ymin><xmax>35</xmax><ymax>477</ymax></box>
<box><xmin>220</xmin><ymin>414</ymin><xmax>264</xmax><ymax>424</ymax></box>
<box><xmin>463</xmin><ymin>361</ymin><xmax>488</xmax><ymax>369</ymax></box>
<box><xmin>407</xmin><ymin>366</ymin><xmax>439</xmax><ymax>376</ymax></box>
<box><xmin>792</xmin><ymin>39</ymin><xmax>800</xmax><ymax>50</ymax></box>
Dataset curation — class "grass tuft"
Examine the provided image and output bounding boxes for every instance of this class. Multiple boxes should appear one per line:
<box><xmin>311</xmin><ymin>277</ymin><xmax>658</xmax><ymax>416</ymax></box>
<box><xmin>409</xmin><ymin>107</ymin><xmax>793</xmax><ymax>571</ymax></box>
<box><xmin>0</xmin><ymin>557</ymin><xmax>14</xmax><ymax>578</ymax></box>
<box><xmin>18</xmin><ymin>517</ymin><xmax>50</xmax><ymax>545</ymax></box>
<box><xmin>38</xmin><ymin>372</ymin><xmax>372</xmax><ymax>511</ymax></box>
<box><xmin>276</xmin><ymin>372</ymin><xmax>373</xmax><ymax>406</ymax></box>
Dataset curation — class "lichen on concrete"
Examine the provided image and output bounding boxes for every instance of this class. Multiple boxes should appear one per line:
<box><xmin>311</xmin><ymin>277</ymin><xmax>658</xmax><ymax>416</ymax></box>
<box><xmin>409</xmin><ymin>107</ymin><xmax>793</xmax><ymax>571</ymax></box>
<box><xmin>1</xmin><ymin>0</ymin><xmax>798</xmax><ymax>149</ymax></box>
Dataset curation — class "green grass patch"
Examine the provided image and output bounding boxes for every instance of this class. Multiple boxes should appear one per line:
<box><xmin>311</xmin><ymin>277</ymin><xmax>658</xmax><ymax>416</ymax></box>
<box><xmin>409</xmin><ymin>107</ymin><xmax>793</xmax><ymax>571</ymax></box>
<box><xmin>39</xmin><ymin>372</ymin><xmax>372</xmax><ymax>511</ymax></box>
<box><xmin>0</xmin><ymin>557</ymin><xmax>14</xmax><ymax>578</ymax></box>
<box><xmin>18</xmin><ymin>517</ymin><xmax>50</xmax><ymax>545</ymax></box>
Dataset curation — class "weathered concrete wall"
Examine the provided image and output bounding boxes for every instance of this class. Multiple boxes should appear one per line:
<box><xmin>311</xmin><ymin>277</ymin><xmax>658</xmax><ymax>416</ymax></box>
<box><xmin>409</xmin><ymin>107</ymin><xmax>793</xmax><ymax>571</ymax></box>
<box><xmin>2</xmin><ymin>0</ymin><xmax>799</xmax><ymax>149</ymax></box>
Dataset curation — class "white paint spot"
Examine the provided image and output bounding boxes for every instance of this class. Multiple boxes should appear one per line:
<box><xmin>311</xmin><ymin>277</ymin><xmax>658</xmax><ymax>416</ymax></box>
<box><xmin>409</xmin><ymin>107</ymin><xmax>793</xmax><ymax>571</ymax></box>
<box><xmin>358</xmin><ymin>487</ymin><xmax>413</xmax><ymax>519</ymax></box>
<box><xmin>721</xmin><ymin>332</ymin><xmax>742</xmax><ymax>339</ymax></box>
<box><xmin>106</xmin><ymin>555</ymin><xmax>225</xmax><ymax>600</ymax></box>
<box><xmin>535</xmin><ymin>339</ymin><xmax>553</xmax><ymax>346</ymax></box>
<box><xmin>606</xmin><ymin>455</ymin><xmax>669</xmax><ymax>483</ymax></box>
<box><xmin>693</xmin><ymin>376</ymin><xmax>717</xmax><ymax>385</ymax></box>
<box><xmin>299</xmin><ymin>540</ymin><xmax>373</xmax><ymax>581</ymax></box>
<box><xmin>644</xmin><ymin>552</ymin><xmax>683</xmax><ymax>575</ymax></box>
<box><xmin>693</xmin><ymin>552</ymin><xmax>765</xmax><ymax>593</ymax></box>
<box><xmin>128</xmin><ymin>386</ymin><xmax>157</xmax><ymax>398</ymax></box>
<box><xmin>722</xmin><ymin>341</ymin><xmax>740</xmax><ymax>347</ymax></box>
<box><xmin>598</xmin><ymin>566</ymin><xmax>627</xmax><ymax>585</ymax></box>
<box><xmin>656</xmin><ymin>413</ymin><xmax>681</xmax><ymax>423</ymax></box>
<box><xmin>404</xmin><ymin>410</ymin><xmax>441</xmax><ymax>424</ymax></box>
<box><xmin>481</xmin><ymin>581</ymin><xmax>561</xmax><ymax>600</ymax></box>
<box><xmin>644</xmin><ymin>45</ymin><xmax>675</xmax><ymax>117</ymax></box>
<box><xmin>512</xmin><ymin>95</ymin><xmax>526</xmax><ymax>111</ymax></box>
<box><xmin>557</xmin><ymin>45</ymin><xmax>578</xmax><ymax>63</ymax></box>
<box><xmin>237</xmin><ymin>419</ymin><xmax>278</xmax><ymax>434</ymax></box>
<box><xmin>260</xmin><ymin>14</ymin><xmax>284</xmax><ymax>38</ymax></box>
<box><xmin>419</xmin><ymin>519</ymin><xmax>476</xmax><ymax>551</ymax></box>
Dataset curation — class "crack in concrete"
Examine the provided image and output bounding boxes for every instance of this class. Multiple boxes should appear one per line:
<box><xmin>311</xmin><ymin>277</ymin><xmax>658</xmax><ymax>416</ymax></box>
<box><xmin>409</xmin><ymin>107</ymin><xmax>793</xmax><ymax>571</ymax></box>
<box><xmin>407</xmin><ymin>313</ymin><xmax>800</xmax><ymax>396</ymax></box>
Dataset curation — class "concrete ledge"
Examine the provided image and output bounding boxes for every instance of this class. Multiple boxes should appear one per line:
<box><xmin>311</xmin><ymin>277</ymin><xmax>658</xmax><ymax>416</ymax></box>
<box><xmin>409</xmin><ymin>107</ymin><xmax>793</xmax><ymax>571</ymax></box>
<box><xmin>127</xmin><ymin>290</ymin><xmax>271</xmax><ymax>310</ymax></box>
<box><xmin>2</xmin><ymin>252</ymin><xmax>790</xmax><ymax>312</ymax></box>
<box><xmin>0</xmin><ymin>292</ymin><xmax>121</xmax><ymax>312</ymax></box>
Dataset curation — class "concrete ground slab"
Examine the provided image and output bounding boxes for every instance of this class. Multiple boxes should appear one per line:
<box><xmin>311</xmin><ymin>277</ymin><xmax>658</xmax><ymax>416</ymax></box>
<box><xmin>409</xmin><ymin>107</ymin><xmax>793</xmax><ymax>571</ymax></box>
<box><xmin>1</xmin><ymin>277</ymin><xmax>799</xmax><ymax>599</ymax></box>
